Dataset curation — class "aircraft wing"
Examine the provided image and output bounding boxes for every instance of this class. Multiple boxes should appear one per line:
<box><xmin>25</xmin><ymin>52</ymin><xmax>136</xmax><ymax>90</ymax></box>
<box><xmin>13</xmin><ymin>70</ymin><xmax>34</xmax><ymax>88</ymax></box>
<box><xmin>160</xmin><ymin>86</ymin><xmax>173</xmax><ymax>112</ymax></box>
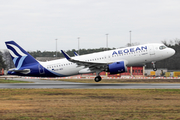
<box><xmin>61</xmin><ymin>50</ymin><xmax>109</xmax><ymax>71</ymax></box>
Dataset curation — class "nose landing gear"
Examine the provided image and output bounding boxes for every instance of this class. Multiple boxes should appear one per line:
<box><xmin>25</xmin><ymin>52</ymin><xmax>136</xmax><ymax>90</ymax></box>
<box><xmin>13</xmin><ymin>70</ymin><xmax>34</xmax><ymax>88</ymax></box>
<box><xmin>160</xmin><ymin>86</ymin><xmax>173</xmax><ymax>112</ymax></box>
<box><xmin>152</xmin><ymin>61</ymin><xmax>157</xmax><ymax>71</ymax></box>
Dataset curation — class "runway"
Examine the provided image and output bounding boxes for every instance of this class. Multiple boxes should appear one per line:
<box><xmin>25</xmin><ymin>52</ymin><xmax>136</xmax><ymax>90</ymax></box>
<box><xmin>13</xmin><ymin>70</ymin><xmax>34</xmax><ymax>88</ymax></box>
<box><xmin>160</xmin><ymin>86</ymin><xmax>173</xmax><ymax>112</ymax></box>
<box><xmin>0</xmin><ymin>77</ymin><xmax>180</xmax><ymax>89</ymax></box>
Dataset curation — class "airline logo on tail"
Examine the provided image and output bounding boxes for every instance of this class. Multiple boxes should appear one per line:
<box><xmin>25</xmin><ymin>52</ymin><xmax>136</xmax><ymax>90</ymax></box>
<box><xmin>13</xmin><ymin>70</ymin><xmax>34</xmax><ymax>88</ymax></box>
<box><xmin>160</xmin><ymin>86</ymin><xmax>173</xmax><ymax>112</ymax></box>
<box><xmin>6</xmin><ymin>43</ymin><xmax>27</xmax><ymax>69</ymax></box>
<box><xmin>5</xmin><ymin>41</ymin><xmax>39</xmax><ymax>69</ymax></box>
<box><xmin>5</xmin><ymin>41</ymin><xmax>66</xmax><ymax>77</ymax></box>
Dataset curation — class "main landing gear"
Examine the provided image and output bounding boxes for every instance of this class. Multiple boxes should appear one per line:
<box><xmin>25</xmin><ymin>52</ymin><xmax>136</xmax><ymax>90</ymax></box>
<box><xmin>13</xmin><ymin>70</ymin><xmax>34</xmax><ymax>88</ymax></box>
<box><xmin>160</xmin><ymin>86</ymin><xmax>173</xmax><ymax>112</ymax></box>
<box><xmin>152</xmin><ymin>61</ymin><xmax>157</xmax><ymax>71</ymax></box>
<box><xmin>94</xmin><ymin>76</ymin><xmax>102</xmax><ymax>82</ymax></box>
<box><xmin>94</xmin><ymin>71</ymin><xmax>102</xmax><ymax>82</ymax></box>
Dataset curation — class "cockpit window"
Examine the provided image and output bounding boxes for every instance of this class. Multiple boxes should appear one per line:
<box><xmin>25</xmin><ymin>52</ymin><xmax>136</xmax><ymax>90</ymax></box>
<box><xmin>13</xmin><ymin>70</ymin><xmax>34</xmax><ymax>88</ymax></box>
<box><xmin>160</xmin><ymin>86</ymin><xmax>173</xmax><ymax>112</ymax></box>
<box><xmin>159</xmin><ymin>45</ymin><xmax>166</xmax><ymax>50</ymax></box>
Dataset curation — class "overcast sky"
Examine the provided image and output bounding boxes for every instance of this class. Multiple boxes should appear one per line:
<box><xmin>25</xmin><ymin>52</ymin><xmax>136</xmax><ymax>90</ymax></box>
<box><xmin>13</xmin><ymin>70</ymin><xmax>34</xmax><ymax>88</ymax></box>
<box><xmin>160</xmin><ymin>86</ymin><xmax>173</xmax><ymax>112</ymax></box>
<box><xmin>0</xmin><ymin>0</ymin><xmax>180</xmax><ymax>51</ymax></box>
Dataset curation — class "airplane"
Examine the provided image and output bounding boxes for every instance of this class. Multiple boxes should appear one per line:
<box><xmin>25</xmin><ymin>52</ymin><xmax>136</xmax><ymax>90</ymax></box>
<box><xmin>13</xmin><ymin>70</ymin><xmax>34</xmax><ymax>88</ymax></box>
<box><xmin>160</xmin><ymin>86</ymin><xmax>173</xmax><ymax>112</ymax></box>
<box><xmin>5</xmin><ymin>41</ymin><xmax>175</xmax><ymax>82</ymax></box>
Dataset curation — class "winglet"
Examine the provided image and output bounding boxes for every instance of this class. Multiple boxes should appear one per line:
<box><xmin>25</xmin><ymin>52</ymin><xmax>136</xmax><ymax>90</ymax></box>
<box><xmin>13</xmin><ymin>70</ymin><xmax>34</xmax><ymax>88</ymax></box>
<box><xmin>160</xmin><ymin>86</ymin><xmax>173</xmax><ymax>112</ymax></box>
<box><xmin>61</xmin><ymin>50</ymin><xmax>71</xmax><ymax>60</ymax></box>
<box><xmin>74</xmin><ymin>52</ymin><xmax>79</xmax><ymax>56</ymax></box>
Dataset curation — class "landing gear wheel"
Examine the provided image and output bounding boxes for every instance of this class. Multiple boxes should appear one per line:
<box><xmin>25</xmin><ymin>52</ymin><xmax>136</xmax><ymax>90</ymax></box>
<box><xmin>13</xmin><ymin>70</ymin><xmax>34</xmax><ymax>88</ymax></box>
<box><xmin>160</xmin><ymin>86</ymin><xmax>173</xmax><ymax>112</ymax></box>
<box><xmin>94</xmin><ymin>76</ymin><xmax>102</xmax><ymax>82</ymax></box>
<box><xmin>152</xmin><ymin>61</ymin><xmax>157</xmax><ymax>71</ymax></box>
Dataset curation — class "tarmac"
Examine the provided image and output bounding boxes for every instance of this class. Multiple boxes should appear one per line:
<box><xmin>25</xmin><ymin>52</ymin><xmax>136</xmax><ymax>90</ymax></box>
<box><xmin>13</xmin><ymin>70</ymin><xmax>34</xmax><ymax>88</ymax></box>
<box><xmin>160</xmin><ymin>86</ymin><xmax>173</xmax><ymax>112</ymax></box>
<box><xmin>0</xmin><ymin>77</ymin><xmax>180</xmax><ymax>89</ymax></box>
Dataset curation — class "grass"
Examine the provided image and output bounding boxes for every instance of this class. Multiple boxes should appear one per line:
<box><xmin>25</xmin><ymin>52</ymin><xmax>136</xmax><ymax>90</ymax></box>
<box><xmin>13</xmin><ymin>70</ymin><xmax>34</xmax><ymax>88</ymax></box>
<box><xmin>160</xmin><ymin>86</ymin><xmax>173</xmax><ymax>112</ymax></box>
<box><xmin>1</xmin><ymin>89</ymin><xmax>180</xmax><ymax>119</ymax></box>
<box><xmin>0</xmin><ymin>79</ymin><xmax>32</xmax><ymax>83</ymax></box>
<box><xmin>44</xmin><ymin>78</ymin><xmax>180</xmax><ymax>83</ymax></box>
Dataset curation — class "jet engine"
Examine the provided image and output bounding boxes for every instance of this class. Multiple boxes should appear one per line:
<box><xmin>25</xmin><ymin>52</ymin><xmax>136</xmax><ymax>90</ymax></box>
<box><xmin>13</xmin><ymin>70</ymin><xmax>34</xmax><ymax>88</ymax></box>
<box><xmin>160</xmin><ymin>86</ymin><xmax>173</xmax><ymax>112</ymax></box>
<box><xmin>106</xmin><ymin>61</ymin><xmax>127</xmax><ymax>74</ymax></box>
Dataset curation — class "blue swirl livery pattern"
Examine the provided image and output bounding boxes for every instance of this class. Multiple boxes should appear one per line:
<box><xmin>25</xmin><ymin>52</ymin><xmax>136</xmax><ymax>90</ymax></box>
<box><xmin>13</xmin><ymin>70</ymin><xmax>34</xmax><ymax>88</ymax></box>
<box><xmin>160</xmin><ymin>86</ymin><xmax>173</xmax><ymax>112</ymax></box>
<box><xmin>5</xmin><ymin>41</ymin><xmax>64</xmax><ymax>77</ymax></box>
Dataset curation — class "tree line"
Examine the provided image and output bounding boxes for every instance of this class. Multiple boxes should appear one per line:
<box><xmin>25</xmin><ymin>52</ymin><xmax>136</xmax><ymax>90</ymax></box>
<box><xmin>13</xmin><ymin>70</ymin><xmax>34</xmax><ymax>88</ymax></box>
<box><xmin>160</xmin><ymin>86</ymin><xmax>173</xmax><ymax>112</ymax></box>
<box><xmin>0</xmin><ymin>52</ymin><xmax>7</xmax><ymax>69</ymax></box>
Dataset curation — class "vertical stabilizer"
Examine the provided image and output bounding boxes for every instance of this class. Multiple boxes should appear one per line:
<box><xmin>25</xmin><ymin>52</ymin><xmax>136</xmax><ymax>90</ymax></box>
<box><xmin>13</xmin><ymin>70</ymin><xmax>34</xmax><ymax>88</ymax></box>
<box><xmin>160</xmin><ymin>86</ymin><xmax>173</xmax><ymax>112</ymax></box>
<box><xmin>5</xmin><ymin>41</ymin><xmax>38</xmax><ymax>69</ymax></box>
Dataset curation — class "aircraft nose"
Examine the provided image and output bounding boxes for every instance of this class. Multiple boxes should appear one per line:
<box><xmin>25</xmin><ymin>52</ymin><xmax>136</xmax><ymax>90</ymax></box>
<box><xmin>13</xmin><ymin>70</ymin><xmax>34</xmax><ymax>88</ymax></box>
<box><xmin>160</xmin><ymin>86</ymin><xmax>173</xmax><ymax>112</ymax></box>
<box><xmin>170</xmin><ymin>48</ymin><xmax>175</xmax><ymax>56</ymax></box>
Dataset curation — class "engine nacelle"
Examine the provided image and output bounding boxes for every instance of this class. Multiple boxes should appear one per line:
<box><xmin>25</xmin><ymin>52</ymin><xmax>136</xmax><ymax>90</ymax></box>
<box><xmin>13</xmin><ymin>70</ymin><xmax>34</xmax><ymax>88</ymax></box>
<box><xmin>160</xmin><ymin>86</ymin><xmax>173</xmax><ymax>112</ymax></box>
<box><xmin>107</xmin><ymin>61</ymin><xmax>127</xmax><ymax>74</ymax></box>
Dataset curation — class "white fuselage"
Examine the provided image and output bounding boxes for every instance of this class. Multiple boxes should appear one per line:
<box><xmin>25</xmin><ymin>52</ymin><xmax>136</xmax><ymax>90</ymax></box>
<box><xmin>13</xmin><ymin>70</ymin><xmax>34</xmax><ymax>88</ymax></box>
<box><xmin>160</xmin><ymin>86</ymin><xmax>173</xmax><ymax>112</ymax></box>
<box><xmin>40</xmin><ymin>43</ymin><xmax>175</xmax><ymax>76</ymax></box>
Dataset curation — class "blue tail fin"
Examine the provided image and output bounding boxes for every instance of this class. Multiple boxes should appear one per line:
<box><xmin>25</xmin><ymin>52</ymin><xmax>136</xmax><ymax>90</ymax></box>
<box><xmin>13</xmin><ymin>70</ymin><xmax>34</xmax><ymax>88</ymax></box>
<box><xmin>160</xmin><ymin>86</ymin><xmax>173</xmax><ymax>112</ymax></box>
<box><xmin>5</xmin><ymin>41</ymin><xmax>38</xmax><ymax>69</ymax></box>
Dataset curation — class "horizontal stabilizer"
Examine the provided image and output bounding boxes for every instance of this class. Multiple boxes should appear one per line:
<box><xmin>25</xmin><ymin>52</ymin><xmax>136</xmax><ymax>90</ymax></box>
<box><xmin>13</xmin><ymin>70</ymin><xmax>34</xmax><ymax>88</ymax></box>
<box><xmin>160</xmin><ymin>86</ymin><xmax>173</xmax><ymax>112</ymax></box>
<box><xmin>9</xmin><ymin>69</ymin><xmax>31</xmax><ymax>74</ymax></box>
